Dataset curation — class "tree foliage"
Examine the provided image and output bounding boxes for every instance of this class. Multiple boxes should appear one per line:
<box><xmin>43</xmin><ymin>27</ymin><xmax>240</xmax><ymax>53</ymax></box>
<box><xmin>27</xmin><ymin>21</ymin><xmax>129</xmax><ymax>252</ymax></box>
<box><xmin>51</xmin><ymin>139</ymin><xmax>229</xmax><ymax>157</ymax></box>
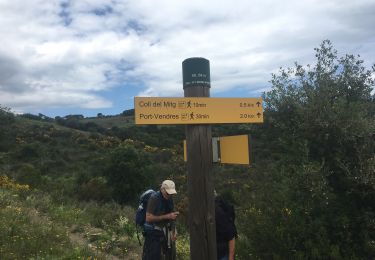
<box><xmin>237</xmin><ymin>40</ymin><xmax>375</xmax><ymax>259</ymax></box>
<box><xmin>0</xmin><ymin>106</ymin><xmax>15</xmax><ymax>151</ymax></box>
<box><xmin>104</xmin><ymin>142</ymin><xmax>155</xmax><ymax>204</ymax></box>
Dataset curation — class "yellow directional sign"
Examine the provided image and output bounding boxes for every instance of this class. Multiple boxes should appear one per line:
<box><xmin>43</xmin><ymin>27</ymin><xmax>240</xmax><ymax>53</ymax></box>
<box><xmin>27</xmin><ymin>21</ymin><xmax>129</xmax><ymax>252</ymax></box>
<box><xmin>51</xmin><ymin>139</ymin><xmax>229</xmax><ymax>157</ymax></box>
<box><xmin>134</xmin><ymin>97</ymin><xmax>263</xmax><ymax>125</ymax></box>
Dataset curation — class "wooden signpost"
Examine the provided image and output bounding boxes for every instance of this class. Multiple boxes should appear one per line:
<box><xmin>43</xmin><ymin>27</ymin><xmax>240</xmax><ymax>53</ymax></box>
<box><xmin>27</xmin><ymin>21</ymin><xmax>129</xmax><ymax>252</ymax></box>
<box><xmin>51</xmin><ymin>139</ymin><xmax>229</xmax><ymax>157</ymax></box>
<box><xmin>182</xmin><ymin>58</ymin><xmax>217</xmax><ymax>260</ymax></box>
<box><xmin>134</xmin><ymin>57</ymin><xmax>263</xmax><ymax>260</ymax></box>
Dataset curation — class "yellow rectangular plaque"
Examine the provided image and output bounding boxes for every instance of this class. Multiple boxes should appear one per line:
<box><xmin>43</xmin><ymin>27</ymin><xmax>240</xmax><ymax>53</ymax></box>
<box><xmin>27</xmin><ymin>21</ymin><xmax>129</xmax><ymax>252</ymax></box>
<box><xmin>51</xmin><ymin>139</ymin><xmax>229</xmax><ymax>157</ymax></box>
<box><xmin>219</xmin><ymin>135</ymin><xmax>250</xmax><ymax>165</ymax></box>
<box><xmin>183</xmin><ymin>135</ymin><xmax>251</xmax><ymax>165</ymax></box>
<box><xmin>134</xmin><ymin>97</ymin><xmax>263</xmax><ymax>124</ymax></box>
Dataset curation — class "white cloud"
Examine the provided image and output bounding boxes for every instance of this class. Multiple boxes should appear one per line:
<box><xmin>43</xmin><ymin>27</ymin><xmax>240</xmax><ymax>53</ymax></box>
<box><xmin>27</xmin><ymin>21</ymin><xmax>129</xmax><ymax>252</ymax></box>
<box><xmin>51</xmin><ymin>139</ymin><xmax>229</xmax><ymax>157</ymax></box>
<box><xmin>0</xmin><ymin>0</ymin><xmax>374</xmax><ymax>114</ymax></box>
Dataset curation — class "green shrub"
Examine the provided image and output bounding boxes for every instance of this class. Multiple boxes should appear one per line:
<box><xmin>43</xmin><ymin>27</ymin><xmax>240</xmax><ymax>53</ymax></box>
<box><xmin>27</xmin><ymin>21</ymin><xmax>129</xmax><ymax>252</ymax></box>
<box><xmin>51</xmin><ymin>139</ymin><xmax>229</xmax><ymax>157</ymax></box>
<box><xmin>78</xmin><ymin>176</ymin><xmax>111</xmax><ymax>202</ymax></box>
<box><xmin>15</xmin><ymin>163</ymin><xmax>43</xmax><ymax>188</ymax></box>
<box><xmin>104</xmin><ymin>142</ymin><xmax>155</xmax><ymax>204</ymax></box>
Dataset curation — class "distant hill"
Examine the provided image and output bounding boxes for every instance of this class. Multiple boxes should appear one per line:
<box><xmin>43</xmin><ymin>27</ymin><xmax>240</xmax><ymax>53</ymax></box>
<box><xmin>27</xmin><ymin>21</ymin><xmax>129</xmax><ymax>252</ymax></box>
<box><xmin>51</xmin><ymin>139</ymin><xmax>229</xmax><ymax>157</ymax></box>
<box><xmin>80</xmin><ymin>115</ymin><xmax>134</xmax><ymax>129</ymax></box>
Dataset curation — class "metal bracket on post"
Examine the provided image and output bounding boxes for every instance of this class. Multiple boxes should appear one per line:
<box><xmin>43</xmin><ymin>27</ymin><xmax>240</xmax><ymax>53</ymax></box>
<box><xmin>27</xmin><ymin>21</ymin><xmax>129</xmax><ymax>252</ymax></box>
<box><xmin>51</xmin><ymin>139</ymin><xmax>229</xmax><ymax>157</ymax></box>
<box><xmin>212</xmin><ymin>137</ymin><xmax>220</xmax><ymax>163</ymax></box>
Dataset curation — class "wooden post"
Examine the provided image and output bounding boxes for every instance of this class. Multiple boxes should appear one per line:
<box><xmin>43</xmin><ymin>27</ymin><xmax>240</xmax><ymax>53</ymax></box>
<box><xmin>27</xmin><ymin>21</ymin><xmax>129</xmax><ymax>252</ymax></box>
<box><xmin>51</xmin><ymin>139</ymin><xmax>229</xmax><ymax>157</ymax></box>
<box><xmin>183</xmin><ymin>58</ymin><xmax>217</xmax><ymax>260</ymax></box>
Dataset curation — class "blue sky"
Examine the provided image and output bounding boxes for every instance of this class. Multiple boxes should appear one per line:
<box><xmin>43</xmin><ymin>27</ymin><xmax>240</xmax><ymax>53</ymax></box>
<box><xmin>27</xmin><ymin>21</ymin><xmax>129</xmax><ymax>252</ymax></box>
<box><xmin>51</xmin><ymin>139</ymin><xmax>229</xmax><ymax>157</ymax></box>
<box><xmin>0</xmin><ymin>0</ymin><xmax>374</xmax><ymax>117</ymax></box>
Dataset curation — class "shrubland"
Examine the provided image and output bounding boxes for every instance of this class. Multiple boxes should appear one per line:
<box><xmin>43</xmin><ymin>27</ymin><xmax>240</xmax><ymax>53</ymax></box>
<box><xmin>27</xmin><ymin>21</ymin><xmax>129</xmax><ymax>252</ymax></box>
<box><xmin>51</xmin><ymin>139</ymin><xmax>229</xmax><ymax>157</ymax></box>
<box><xmin>0</xmin><ymin>40</ymin><xmax>374</xmax><ymax>259</ymax></box>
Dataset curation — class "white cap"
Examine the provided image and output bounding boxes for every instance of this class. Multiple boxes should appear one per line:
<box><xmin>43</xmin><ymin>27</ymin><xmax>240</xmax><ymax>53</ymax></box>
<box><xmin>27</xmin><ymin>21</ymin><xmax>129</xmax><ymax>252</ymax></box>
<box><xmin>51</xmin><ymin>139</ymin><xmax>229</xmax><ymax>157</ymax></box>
<box><xmin>161</xmin><ymin>180</ymin><xmax>177</xmax><ymax>195</ymax></box>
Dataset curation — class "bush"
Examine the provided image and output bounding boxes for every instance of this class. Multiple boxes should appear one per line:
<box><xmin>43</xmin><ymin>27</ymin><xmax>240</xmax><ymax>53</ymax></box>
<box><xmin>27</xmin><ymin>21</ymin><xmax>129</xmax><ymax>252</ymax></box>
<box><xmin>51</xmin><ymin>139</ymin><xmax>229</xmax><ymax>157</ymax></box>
<box><xmin>78</xmin><ymin>176</ymin><xmax>111</xmax><ymax>202</ymax></box>
<box><xmin>15</xmin><ymin>164</ymin><xmax>43</xmax><ymax>188</ymax></box>
<box><xmin>104</xmin><ymin>142</ymin><xmax>155</xmax><ymax>204</ymax></box>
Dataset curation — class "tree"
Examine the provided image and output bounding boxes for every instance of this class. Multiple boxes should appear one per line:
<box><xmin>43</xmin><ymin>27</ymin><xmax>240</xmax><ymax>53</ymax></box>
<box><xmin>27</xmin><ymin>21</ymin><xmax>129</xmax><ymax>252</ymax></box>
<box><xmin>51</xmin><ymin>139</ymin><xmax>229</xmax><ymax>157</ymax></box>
<box><xmin>0</xmin><ymin>106</ymin><xmax>15</xmax><ymax>151</ymax></box>
<box><xmin>104</xmin><ymin>142</ymin><xmax>155</xmax><ymax>204</ymax></box>
<box><xmin>238</xmin><ymin>40</ymin><xmax>375</xmax><ymax>258</ymax></box>
<box><xmin>265</xmin><ymin>40</ymin><xmax>374</xmax><ymax>200</ymax></box>
<box><xmin>121</xmin><ymin>109</ymin><xmax>134</xmax><ymax>116</ymax></box>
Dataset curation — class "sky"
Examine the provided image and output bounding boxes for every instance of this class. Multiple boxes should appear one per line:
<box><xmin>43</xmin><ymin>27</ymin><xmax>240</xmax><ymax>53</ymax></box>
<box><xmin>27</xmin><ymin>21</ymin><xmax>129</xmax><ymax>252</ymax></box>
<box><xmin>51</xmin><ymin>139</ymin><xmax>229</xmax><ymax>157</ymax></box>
<box><xmin>0</xmin><ymin>0</ymin><xmax>374</xmax><ymax>117</ymax></box>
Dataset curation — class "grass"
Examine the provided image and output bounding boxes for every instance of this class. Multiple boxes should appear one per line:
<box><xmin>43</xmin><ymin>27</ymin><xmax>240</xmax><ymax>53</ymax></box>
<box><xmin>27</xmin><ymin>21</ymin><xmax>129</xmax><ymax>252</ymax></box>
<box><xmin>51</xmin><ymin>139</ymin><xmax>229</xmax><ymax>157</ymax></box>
<box><xmin>0</xmin><ymin>174</ymin><xmax>191</xmax><ymax>259</ymax></box>
<box><xmin>0</xmin><ymin>176</ymin><xmax>140</xmax><ymax>259</ymax></box>
<box><xmin>0</xmin><ymin>188</ymin><xmax>93</xmax><ymax>259</ymax></box>
<box><xmin>176</xmin><ymin>233</ymin><xmax>190</xmax><ymax>260</ymax></box>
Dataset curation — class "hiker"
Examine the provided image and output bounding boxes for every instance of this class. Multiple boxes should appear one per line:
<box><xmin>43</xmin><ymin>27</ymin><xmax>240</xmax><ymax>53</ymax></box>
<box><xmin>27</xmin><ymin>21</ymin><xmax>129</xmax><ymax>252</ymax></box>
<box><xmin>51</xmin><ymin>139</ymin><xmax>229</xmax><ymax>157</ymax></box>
<box><xmin>142</xmin><ymin>180</ymin><xmax>179</xmax><ymax>260</ymax></box>
<box><xmin>215</xmin><ymin>194</ymin><xmax>237</xmax><ymax>260</ymax></box>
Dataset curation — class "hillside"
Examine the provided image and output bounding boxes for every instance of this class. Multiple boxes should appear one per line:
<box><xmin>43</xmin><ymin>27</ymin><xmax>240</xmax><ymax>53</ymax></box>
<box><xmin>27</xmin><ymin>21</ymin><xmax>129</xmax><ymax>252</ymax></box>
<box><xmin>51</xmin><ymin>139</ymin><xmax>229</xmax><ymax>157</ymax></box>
<box><xmin>1</xmin><ymin>110</ymin><xmax>252</xmax><ymax>259</ymax></box>
<box><xmin>0</xmin><ymin>111</ymin><xmax>191</xmax><ymax>259</ymax></box>
<box><xmin>81</xmin><ymin>115</ymin><xmax>135</xmax><ymax>129</ymax></box>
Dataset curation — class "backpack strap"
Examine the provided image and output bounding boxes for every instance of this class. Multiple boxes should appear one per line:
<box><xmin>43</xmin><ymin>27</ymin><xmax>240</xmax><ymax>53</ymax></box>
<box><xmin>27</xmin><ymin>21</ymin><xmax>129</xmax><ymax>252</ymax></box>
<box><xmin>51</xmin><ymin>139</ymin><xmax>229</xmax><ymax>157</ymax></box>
<box><xmin>144</xmin><ymin>191</ymin><xmax>164</xmax><ymax>231</ymax></box>
<box><xmin>154</xmin><ymin>191</ymin><xmax>165</xmax><ymax>215</ymax></box>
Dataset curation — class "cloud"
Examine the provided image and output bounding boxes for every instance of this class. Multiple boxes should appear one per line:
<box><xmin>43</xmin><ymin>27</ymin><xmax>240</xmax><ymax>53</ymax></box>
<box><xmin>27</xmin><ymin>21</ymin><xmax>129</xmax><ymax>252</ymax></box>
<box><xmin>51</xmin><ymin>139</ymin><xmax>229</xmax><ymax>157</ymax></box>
<box><xmin>0</xmin><ymin>89</ymin><xmax>112</xmax><ymax>110</ymax></box>
<box><xmin>0</xmin><ymin>0</ymin><xmax>374</xmax><ymax>115</ymax></box>
<box><xmin>0</xmin><ymin>53</ymin><xmax>27</xmax><ymax>92</ymax></box>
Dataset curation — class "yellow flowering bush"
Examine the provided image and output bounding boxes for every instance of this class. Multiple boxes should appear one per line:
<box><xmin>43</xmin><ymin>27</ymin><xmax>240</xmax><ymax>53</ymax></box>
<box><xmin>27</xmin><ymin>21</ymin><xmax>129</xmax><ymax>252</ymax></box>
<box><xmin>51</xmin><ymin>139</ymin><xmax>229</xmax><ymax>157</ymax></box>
<box><xmin>0</xmin><ymin>175</ymin><xmax>29</xmax><ymax>191</ymax></box>
<box><xmin>144</xmin><ymin>145</ymin><xmax>158</xmax><ymax>152</ymax></box>
<box><xmin>176</xmin><ymin>234</ymin><xmax>190</xmax><ymax>260</ymax></box>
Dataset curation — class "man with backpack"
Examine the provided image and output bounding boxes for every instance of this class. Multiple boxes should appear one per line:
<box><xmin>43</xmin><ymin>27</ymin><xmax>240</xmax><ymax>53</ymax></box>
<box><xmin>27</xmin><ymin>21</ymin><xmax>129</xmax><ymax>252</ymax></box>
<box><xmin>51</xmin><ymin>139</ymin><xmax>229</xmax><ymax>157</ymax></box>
<box><xmin>142</xmin><ymin>180</ymin><xmax>179</xmax><ymax>260</ymax></box>
<box><xmin>215</xmin><ymin>194</ymin><xmax>237</xmax><ymax>260</ymax></box>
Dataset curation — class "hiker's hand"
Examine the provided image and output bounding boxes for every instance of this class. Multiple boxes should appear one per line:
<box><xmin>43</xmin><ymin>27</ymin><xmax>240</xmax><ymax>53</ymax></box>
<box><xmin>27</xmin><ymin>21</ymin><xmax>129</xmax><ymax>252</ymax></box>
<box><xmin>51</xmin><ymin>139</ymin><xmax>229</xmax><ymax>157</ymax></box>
<box><xmin>167</xmin><ymin>211</ymin><xmax>179</xmax><ymax>220</ymax></box>
<box><xmin>171</xmin><ymin>232</ymin><xmax>177</xmax><ymax>241</ymax></box>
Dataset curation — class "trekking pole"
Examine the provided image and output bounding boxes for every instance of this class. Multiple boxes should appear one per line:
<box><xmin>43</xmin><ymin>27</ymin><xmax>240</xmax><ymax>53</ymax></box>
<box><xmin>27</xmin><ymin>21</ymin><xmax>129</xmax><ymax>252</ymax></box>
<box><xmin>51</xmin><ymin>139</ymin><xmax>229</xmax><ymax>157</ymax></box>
<box><xmin>167</xmin><ymin>222</ymin><xmax>171</xmax><ymax>249</ymax></box>
<box><xmin>136</xmin><ymin>227</ymin><xmax>142</xmax><ymax>246</ymax></box>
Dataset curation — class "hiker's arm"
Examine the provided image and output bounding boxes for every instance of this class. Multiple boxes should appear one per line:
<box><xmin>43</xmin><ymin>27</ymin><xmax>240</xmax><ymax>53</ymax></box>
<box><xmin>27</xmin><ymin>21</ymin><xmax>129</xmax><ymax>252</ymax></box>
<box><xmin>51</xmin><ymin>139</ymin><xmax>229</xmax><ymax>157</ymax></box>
<box><xmin>229</xmin><ymin>238</ymin><xmax>235</xmax><ymax>260</ymax></box>
<box><xmin>146</xmin><ymin>211</ymin><xmax>179</xmax><ymax>223</ymax></box>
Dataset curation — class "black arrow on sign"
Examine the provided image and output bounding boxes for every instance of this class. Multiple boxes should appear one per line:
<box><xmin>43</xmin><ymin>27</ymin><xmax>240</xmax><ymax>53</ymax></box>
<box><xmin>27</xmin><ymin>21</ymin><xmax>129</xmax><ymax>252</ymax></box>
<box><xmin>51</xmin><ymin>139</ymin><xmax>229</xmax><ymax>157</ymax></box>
<box><xmin>256</xmin><ymin>101</ymin><xmax>261</xmax><ymax>107</ymax></box>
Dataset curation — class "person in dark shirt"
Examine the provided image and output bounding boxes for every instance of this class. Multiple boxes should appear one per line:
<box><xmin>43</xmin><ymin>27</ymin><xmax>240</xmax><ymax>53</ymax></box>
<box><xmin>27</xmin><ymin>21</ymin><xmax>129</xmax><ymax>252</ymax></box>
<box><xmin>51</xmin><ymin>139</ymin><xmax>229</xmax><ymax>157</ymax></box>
<box><xmin>215</xmin><ymin>195</ymin><xmax>237</xmax><ymax>260</ymax></box>
<box><xmin>142</xmin><ymin>180</ymin><xmax>179</xmax><ymax>260</ymax></box>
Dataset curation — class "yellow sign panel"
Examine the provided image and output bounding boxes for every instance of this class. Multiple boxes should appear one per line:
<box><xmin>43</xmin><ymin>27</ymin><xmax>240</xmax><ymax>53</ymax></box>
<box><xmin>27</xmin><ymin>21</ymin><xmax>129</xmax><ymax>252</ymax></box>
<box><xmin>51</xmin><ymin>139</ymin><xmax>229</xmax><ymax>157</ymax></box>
<box><xmin>134</xmin><ymin>97</ymin><xmax>263</xmax><ymax>125</ymax></box>
<box><xmin>183</xmin><ymin>140</ymin><xmax>187</xmax><ymax>162</ymax></box>
<box><xmin>183</xmin><ymin>135</ymin><xmax>250</xmax><ymax>165</ymax></box>
<box><xmin>220</xmin><ymin>135</ymin><xmax>250</xmax><ymax>165</ymax></box>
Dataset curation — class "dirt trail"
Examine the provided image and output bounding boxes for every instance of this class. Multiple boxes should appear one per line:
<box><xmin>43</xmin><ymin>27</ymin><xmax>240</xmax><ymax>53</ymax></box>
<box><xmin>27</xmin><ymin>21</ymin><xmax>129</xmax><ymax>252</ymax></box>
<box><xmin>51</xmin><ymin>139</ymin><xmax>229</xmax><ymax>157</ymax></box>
<box><xmin>69</xmin><ymin>232</ymin><xmax>123</xmax><ymax>260</ymax></box>
<box><xmin>68</xmin><ymin>228</ymin><xmax>142</xmax><ymax>260</ymax></box>
<box><xmin>69</xmin><ymin>232</ymin><xmax>120</xmax><ymax>260</ymax></box>
<box><xmin>27</xmin><ymin>208</ymin><xmax>141</xmax><ymax>259</ymax></box>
